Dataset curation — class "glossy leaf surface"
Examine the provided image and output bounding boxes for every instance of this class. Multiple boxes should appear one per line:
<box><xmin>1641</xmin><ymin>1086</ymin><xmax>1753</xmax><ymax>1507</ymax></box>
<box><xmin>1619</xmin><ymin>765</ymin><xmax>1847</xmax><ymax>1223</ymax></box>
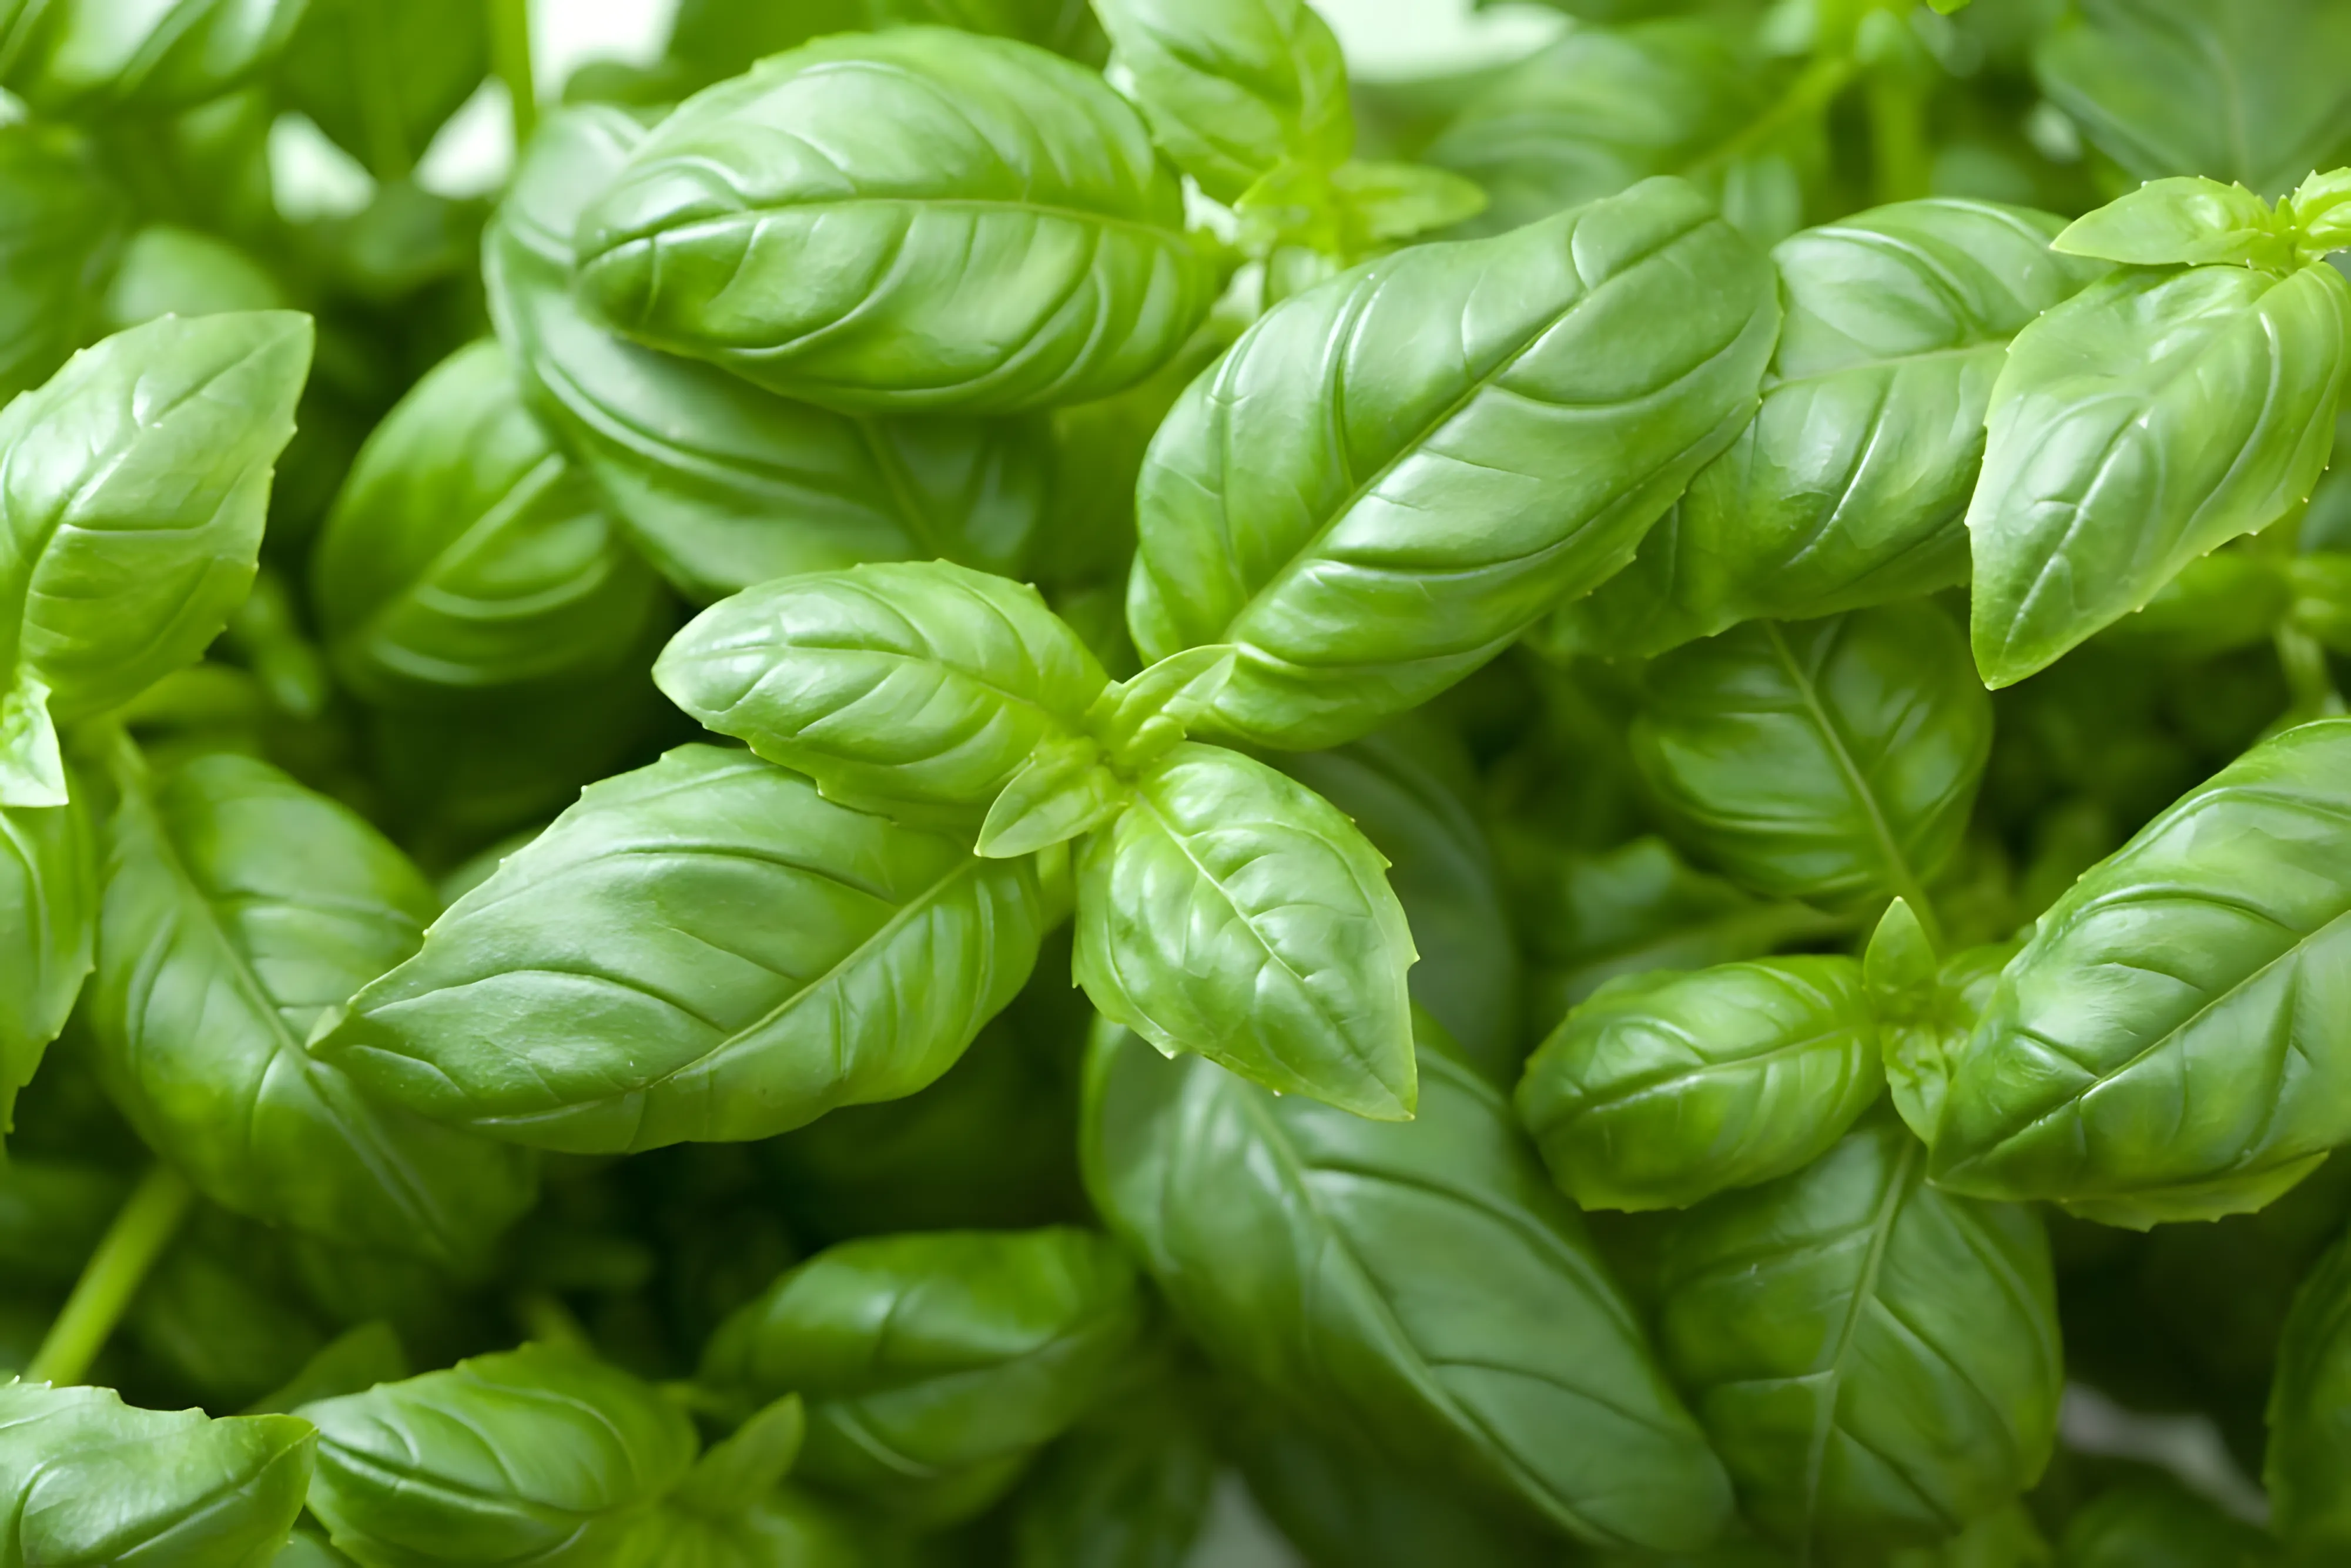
<box><xmin>1128</xmin><ymin>176</ymin><xmax>1777</xmax><ymax>748</ymax></box>
<box><xmin>1074</xmin><ymin>742</ymin><xmax>1418</xmax><ymax>1121</ymax></box>
<box><xmin>1630</xmin><ymin>605</ymin><xmax>1991</xmax><ymax>911</ymax></box>
<box><xmin>1967</xmin><ymin>261</ymin><xmax>2351</xmax><ymax>686</ymax></box>
<box><xmin>1092</xmin><ymin>0</ymin><xmax>1351</xmax><ymax>203</ymax></box>
<box><xmin>1659</xmin><ymin>1117</ymin><xmax>2062</xmax><ymax>1559</ymax></box>
<box><xmin>1578</xmin><ymin>199</ymin><xmax>2104</xmax><ymax>654</ymax></box>
<box><xmin>488</xmin><ymin>105</ymin><xmax>1050</xmax><ymax>604</ymax></box>
<box><xmin>574</xmin><ymin>30</ymin><xmax>1215</xmax><ymax>413</ymax></box>
<box><xmin>302</xmin><ymin>1345</ymin><xmax>697</xmax><ymax>1568</ymax></box>
<box><xmin>1517</xmin><ymin>956</ymin><xmax>1884</xmax><ymax>1211</ymax></box>
<box><xmin>1084</xmin><ymin>1014</ymin><xmax>1734</xmax><ymax>1553</ymax></box>
<box><xmin>655</xmin><ymin>561</ymin><xmax>1110</xmax><ymax>825</ymax></box>
<box><xmin>318</xmin><ymin>745</ymin><xmax>1046</xmax><ymax>1152</ymax></box>
<box><xmin>1931</xmin><ymin>719</ymin><xmax>2351</xmax><ymax>1227</ymax></box>
<box><xmin>701</xmin><ymin>1227</ymin><xmax>1144</xmax><ymax>1523</ymax></box>
<box><xmin>1</xmin><ymin>0</ymin><xmax>307</xmax><ymax>118</ymax></box>
<box><xmin>87</xmin><ymin>748</ymin><xmax>538</xmax><ymax>1266</ymax></box>
<box><xmin>0</xmin><ymin>1381</ymin><xmax>313</xmax><ymax>1567</ymax></box>
<box><xmin>311</xmin><ymin>339</ymin><xmax>664</xmax><ymax>705</ymax></box>
<box><xmin>0</xmin><ymin>312</ymin><xmax>311</xmax><ymax>806</ymax></box>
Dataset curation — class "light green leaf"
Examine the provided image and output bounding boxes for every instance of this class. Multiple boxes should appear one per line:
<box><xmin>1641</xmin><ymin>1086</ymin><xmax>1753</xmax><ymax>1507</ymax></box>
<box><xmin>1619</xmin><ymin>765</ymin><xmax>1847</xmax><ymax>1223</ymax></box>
<box><xmin>0</xmin><ymin>311</ymin><xmax>312</xmax><ymax>806</ymax></box>
<box><xmin>316</xmin><ymin>745</ymin><xmax>1046</xmax><ymax>1152</ymax></box>
<box><xmin>1930</xmin><ymin>718</ymin><xmax>2351</xmax><ymax>1227</ymax></box>
<box><xmin>2061</xmin><ymin>1477</ymin><xmax>2273</xmax><ymax>1568</ymax></box>
<box><xmin>488</xmin><ymin>104</ymin><xmax>1051</xmax><ymax>604</ymax></box>
<box><xmin>1</xmin><ymin>0</ymin><xmax>308</xmax><ymax>119</ymax></box>
<box><xmin>0</xmin><ymin>793</ymin><xmax>92</xmax><ymax>1141</ymax></box>
<box><xmin>671</xmin><ymin>1395</ymin><xmax>806</xmax><ymax>1516</ymax></box>
<box><xmin>311</xmin><ymin>339</ymin><xmax>666</xmax><ymax>705</ymax></box>
<box><xmin>0</xmin><ymin>124</ymin><xmax>129</xmax><ymax>405</ymax></box>
<box><xmin>1084</xmin><ymin>1014</ymin><xmax>1734</xmax><ymax>1553</ymax></box>
<box><xmin>1093</xmin><ymin>0</ymin><xmax>1352</xmax><ymax>203</ymax></box>
<box><xmin>1629</xmin><ymin>605</ymin><xmax>1992</xmax><ymax>912</ymax></box>
<box><xmin>302</xmin><ymin>1344</ymin><xmax>698</xmax><ymax>1568</ymax></box>
<box><xmin>655</xmin><ymin>560</ymin><xmax>1110</xmax><ymax>826</ymax></box>
<box><xmin>1129</xmin><ymin>175</ymin><xmax>1777</xmax><ymax>749</ymax></box>
<box><xmin>2052</xmin><ymin>176</ymin><xmax>2296</xmax><ymax>269</ymax></box>
<box><xmin>700</xmin><ymin>1227</ymin><xmax>1145</xmax><ymax>1526</ymax></box>
<box><xmin>274</xmin><ymin>0</ymin><xmax>488</xmax><ymax>179</ymax></box>
<box><xmin>1084</xmin><ymin>644</ymin><xmax>1235</xmax><ymax>769</ymax></box>
<box><xmin>2268</xmin><ymin>1232</ymin><xmax>2351</xmax><ymax>1552</ymax></box>
<box><xmin>573</xmin><ymin>30</ymin><xmax>1216</xmax><ymax>413</ymax></box>
<box><xmin>0</xmin><ymin>1381</ymin><xmax>313</xmax><ymax>1567</ymax></box>
<box><xmin>976</xmin><ymin>738</ymin><xmax>1128</xmax><ymax>859</ymax></box>
<box><xmin>1970</xmin><ymin>260</ymin><xmax>2351</xmax><ymax>686</ymax></box>
<box><xmin>1659</xmin><ymin>1116</ymin><xmax>2062</xmax><ymax>1559</ymax></box>
<box><xmin>1518</xmin><ymin>956</ymin><xmax>1884</xmax><ymax>1211</ymax></box>
<box><xmin>1074</xmin><ymin>742</ymin><xmax>1418</xmax><ymax>1120</ymax></box>
<box><xmin>1575</xmin><ymin>199</ymin><xmax>2105</xmax><ymax>655</ymax></box>
<box><xmin>87</xmin><ymin>746</ymin><xmax>538</xmax><ymax>1267</ymax></box>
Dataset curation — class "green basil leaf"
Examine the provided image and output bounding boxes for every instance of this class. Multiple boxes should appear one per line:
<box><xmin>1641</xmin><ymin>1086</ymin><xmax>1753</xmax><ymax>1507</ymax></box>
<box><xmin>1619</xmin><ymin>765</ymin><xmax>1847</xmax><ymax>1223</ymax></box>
<box><xmin>275</xmin><ymin>1525</ymin><xmax>360</xmax><ymax>1568</ymax></box>
<box><xmin>1086</xmin><ymin>1013</ymin><xmax>1733</xmax><ymax>1552</ymax></box>
<box><xmin>1421</xmin><ymin>21</ymin><xmax>1782</xmax><ymax>240</ymax></box>
<box><xmin>488</xmin><ymin>105</ymin><xmax>1051</xmax><ymax>604</ymax></box>
<box><xmin>865</xmin><ymin>0</ymin><xmax>1105</xmax><ymax>58</ymax></box>
<box><xmin>1277</xmin><ymin>715</ymin><xmax>1522</xmax><ymax>1082</ymax></box>
<box><xmin>0</xmin><ymin>1381</ymin><xmax>313</xmax><ymax>1566</ymax></box>
<box><xmin>2268</xmin><ymin>1231</ymin><xmax>2351</xmax><ymax>1553</ymax></box>
<box><xmin>2061</xmin><ymin>1477</ymin><xmax>2275</xmax><ymax>1568</ymax></box>
<box><xmin>1658</xmin><ymin>1116</ymin><xmax>2062</xmax><ymax>1559</ymax></box>
<box><xmin>1073</xmin><ymin>741</ymin><xmax>1418</xmax><ymax>1120</ymax></box>
<box><xmin>700</xmin><ymin>1227</ymin><xmax>1146</xmax><ymax>1525</ymax></box>
<box><xmin>1512</xmin><ymin>835</ymin><xmax>1851</xmax><ymax>1035</ymax></box>
<box><xmin>1878</xmin><ymin>938</ymin><xmax>2013</xmax><ymax>1149</ymax></box>
<box><xmin>2052</xmin><ymin>175</ymin><xmax>2297</xmax><ymax>269</ymax></box>
<box><xmin>87</xmin><ymin>746</ymin><xmax>538</xmax><ymax>1267</ymax></box>
<box><xmin>1929</xmin><ymin>718</ymin><xmax>2351</xmax><ymax>1227</ymax></box>
<box><xmin>573</xmin><ymin>30</ymin><xmax>1217</xmax><ymax>414</ymax></box>
<box><xmin>273</xmin><ymin>0</ymin><xmax>487</xmax><ymax>180</ymax></box>
<box><xmin>1577</xmin><ymin>199</ymin><xmax>2104</xmax><ymax>655</ymax></box>
<box><xmin>0</xmin><ymin>311</ymin><xmax>312</xmax><ymax>807</ymax></box>
<box><xmin>627</xmin><ymin>1490</ymin><xmax>877</xmax><ymax>1568</ymax></box>
<box><xmin>671</xmin><ymin>1395</ymin><xmax>805</xmax><ymax>1515</ymax></box>
<box><xmin>100</xmin><ymin>223</ymin><xmax>288</xmax><ymax>332</ymax></box>
<box><xmin>1092</xmin><ymin>0</ymin><xmax>1352</xmax><ymax>203</ymax></box>
<box><xmin>1129</xmin><ymin>175</ymin><xmax>1776</xmax><ymax>749</ymax></box>
<box><xmin>1010</xmin><ymin>1379</ymin><xmax>1216</xmax><ymax>1568</ymax></box>
<box><xmin>0</xmin><ymin>0</ymin><xmax>307</xmax><ymax>119</ymax></box>
<box><xmin>1969</xmin><ymin>262</ymin><xmax>2351</xmax><ymax>686</ymax></box>
<box><xmin>0</xmin><ymin>124</ymin><xmax>129</xmax><ymax>404</ymax></box>
<box><xmin>0</xmin><ymin>1155</ymin><xmax>123</xmax><ymax>1286</ymax></box>
<box><xmin>302</xmin><ymin>1344</ymin><xmax>698</xmax><ymax>1568</ymax></box>
<box><xmin>1630</xmin><ymin>605</ymin><xmax>1992</xmax><ymax>911</ymax></box>
<box><xmin>977</xmin><ymin>737</ymin><xmax>1129</xmax><ymax>860</ymax></box>
<box><xmin>1517</xmin><ymin>956</ymin><xmax>1884</xmax><ymax>1211</ymax></box>
<box><xmin>310</xmin><ymin>339</ymin><xmax>667</xmax><ymax>705</ymax></box>
<box><xmin>0</xmin><ymin>794</ymin><xmax>92</xmax><ymax>1141</ymax></box>
<box><xmin>246</xmin><ymin>1321</ymin><xmax>410</xmax><ymax>1416</ymax></box>
<box><xmin>317</xmin><ymin>745</ymin><xmax>1047</xmax><ymax>1152</ymax></box>
<box><xmin>655</xmin><ymin>560</ymin><xmax>1111</xmax><ymax>826</ymax></box>
<box><xmin>2034</xmin><ymin>0</ymin><xmax>2351</xmax><ymax>198</ymax></box>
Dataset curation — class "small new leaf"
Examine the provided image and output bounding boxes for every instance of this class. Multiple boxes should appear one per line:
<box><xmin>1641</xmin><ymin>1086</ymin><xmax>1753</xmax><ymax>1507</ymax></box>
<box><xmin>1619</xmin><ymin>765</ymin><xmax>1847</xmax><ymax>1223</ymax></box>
<box><xmin>1086</xmin><ymin>645</ymin><xmax>1237</xmax><ymax>769</ymax></box>
<box><xmin>977</xmin><ymin>738</ymin><xmax>1129</xmax><ymax>859</ymax></box>
<box><xmin>672</xmin><ymin>1395</ymin><xmax>806</xmax><ymax>1517</ymax></box>
<box><xmin>2052</xmin><ymin>176</ymin><xmax>2296</xmax><ymax>270</ymax></box>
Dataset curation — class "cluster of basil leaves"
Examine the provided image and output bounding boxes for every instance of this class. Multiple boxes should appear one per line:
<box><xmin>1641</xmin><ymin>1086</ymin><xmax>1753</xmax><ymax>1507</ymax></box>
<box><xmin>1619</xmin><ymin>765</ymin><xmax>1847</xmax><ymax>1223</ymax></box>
<box><xmin>10</xmin><ymin>0</ymin><xmax>2351</xmax><ymax>1564</ymax></box>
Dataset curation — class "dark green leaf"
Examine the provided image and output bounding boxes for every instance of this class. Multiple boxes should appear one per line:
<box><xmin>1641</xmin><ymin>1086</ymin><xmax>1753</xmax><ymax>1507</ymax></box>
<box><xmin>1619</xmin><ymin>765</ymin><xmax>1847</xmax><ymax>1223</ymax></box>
<box><xmin>1517</xmin><ymin>956</ymin><xmax>1884</xmax><ymax>1211</ymax></box>
<box><xmin>1010</xmin><ymin>1378</ymin><xmax>1217</xmax><ymax>1568</ymax></box>
<box><xmin>0</xmin><ymin>124</ymin><xmax>129</xmax><ymax>404</ymax></box>
<box><xmin>1084</xmin><ymin>1013</ymin><xmax>1734</xmax><ymax>1553</ymax></box>
<box><xmin>0</xmin><ymin>312</ymin><xmax>312</xmax><ymax>806</ymax></box>
<box><xmin>1130</xmin><ymin>175</ymin><xmax>1777</xmax><ymax>748</ymax></box>
<box><xmin>572</xmin><ymin>30</ymin><xmax>1216</xmax><ymax>413</ymax></box>
<box><xmin>1630</xmin><ymin>605</ymin><xmax>1992</xmax><ymax>910</ymax></box>
<box><xmin>302</xmin><ymin>1343</ymin><xmax>698</xmax><ymax>1568</ymax></box>
<box><xmin>0</xmin><ymin>1381</ymin><xmax>313</xmax><ymax>1567</ymax></box>
<box><xmin>488</xmin><ymin>105</ymin><xmax>1051</xmax><ymax>604</ymax></box>
<box><xmin>87</xmin><ymin>747</ymin><xmax>539</xmax><ymax>1265</ymax></box>
<box><xmin>274</xmin><ymin>0</ymin><xmax>488</xmax><ymax>180</ymax></box>
<box><xmin>318</xmin><ymin>745</ymin><xmax>1047</xmax><ymax>1152</ymax></box>
<box><xmin>1968</xmin><ymin>261</ymin><xmax>2351</xmax><ymax>686</ymax></box>
<box><xmin>1659</xmin><ymin>1116</ymin><xmax>2062</xmax><ymax>1559</ymax></box>
<box><xmin>2268</xmin><ymin>1231</ymin><xmax>2351</xmax><ymax>1552</ymax></box>
<box><xmin>700</xmin><ymin>1227</ymin><xmax>1146</xmax><ymax>1525</ymax></box>
<box><xmin>310</xmin><ymin>339</ymin><xmax>666</xmax><ymax>705</ymax></box>
<box><xmin>1074</xmin><ymin>742</ymin><xmax>1419</xmax><ymax>1120</ymax></box>
<box><xmin>2061</xmin><ymin>1477</ymin><xmax>2274</xmax><ymax>1568</ymax></box>
<box><xmin>0</xmin><ymin>793</ymin><xmax>92</xmax><ymax>1139</ymax></box>
<box><xmin>1931</xmin><ymin>718</ymin><xmax>2351</xmax><ymax>1227</ymax></box>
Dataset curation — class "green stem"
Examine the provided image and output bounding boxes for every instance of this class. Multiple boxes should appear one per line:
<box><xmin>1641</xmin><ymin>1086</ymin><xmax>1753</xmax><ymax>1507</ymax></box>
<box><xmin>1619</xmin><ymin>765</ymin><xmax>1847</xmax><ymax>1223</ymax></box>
<box><xmin>1866</xmin><ymin>72</ymin><xmax>1932</xmax><ymax>205</ymax></box>
<box><xmin>2276</xmin><ymin>625</ymin><xmax>2343</xmax><ymax>719</ymax></box>
<box><xmin>1688</xmin><ymin>54</ymin><xmax>1863</xmax><ymax>177</ymax></box>
<box><xmin>351</xmin><ymin>0</ymin><xmax>412</xmax><ymax>182</ymax></box>
<box><xmin>27</xmin><ymin>1164</ymin><xmax>193</xmax><ymax>1386</ymax></box>
<box><xmin>491</xmin><ymin>0</ymin><xmax>537</xmax><ymax>153</ymax></box>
